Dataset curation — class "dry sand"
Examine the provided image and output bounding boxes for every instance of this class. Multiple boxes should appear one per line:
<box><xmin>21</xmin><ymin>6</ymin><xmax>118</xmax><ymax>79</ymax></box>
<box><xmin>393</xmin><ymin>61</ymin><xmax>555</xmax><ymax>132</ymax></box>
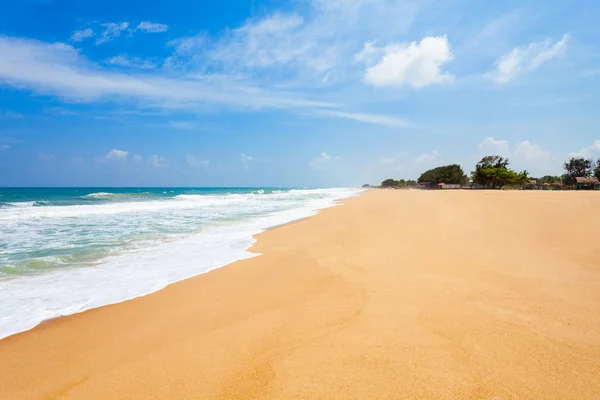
<box><xmin>1</xmin><ymin>190</ymin><xmax>600</xmax><ymax>400</ymax></box>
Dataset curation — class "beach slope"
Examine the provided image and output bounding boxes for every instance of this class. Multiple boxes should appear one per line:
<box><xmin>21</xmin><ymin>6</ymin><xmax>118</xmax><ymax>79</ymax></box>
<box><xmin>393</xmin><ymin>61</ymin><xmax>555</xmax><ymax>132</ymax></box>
<box><xmin>1</xmin><ymin>190</ymin><xmax>600</xmax><ymax>399</ymax></box>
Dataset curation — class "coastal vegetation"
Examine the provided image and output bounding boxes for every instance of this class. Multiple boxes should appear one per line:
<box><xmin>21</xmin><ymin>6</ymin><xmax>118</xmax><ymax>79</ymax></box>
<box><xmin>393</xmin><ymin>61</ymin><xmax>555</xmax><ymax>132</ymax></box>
<box><xmin>376</xmin><ymin>155</ymin><xmax>600</xmax><ymax>190</ymax></box>
<box><xmin>380</xmin><ymin>179</ymin><xmax>417</xmax><ymax>188</ymax></box>
<box><xmin>471</xmin><ymin>156</ymin><xmax>529</xmax><ymax>189</ymax></box>
<box><xmin>562</xmin><ymin>157</ymin><xmax>594</xmax><ymax>185</ymax></box>
<box><xmin>417</xmin><ymin>164</ymin><xmax>467</xmax><ymax>186</ymax></box>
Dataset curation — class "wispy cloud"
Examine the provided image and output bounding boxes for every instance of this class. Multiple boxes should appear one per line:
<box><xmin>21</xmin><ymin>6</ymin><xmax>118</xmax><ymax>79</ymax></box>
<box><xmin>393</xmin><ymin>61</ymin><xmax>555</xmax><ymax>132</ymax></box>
<box><xmin>70</xmin><ymin>28</ymin><xmax>94</xmax><ymax>43</ymax></box>
<box><xmin>96</xmin><ymin>22</ymin><xmax>129</xmax><ymax>45</ymax></box>
<box><xmin>488</xmin><ymin>34</ymin><xmax>570</xmax><ymax>84</ymax></box>
<box><xmin>176</xmin><ymin>0</ymin><xmax>423</xmax><ymax>83</ymax></box>
<box><xmin>0</xmin><ymin>36</ymin><xmax>334</xmax><ymax>113</ymax></box>
<box><xmin>241</xmin><ymin>153</ymin><xmax>253</xmax><ymax>169</ymax></box>
<box><xmin>38</xmin><ymin>152</ymin><xmax>55</xmax><ymax>162</ymax></box>
<box><xmin>106</xmin><ymin>55</ymin><xmax>156</xmax><ymax>69</ymax></box>
<box><xmin>465</xmin><ymin>8</ymin><xmax>524</xmax><ymax>52</ymax></box>
<box><xmin>415</xmin><ymin>150</ymin><xmax>440</xmax><ymax>164</ymax></box>
<box><xmin>309</xmin><ymin>152</ymin><xmax>341</xmax><ymax>170</ymax></box>
<box><xmin>169</xmin><ymin>121</ymin><xmax>197</xmax><ymax>130</ymax></box>
<box><xmin>136</xmin><ymin>21</ymin><xmax>168</xmax><ymax>33</ymax></box>
<box><xmin>209</xmin><ymin>13</ymin><xmax>311</xmax><ymax>70</ymax></box>
<box><xmin>0</xmin><ymin>34</ymin><xmax>435</xmax><ymax>128</ymax></box>
<box><xmin>0</xmin><ymin>144</ymin><xmax>10</xmax><ymax>151</ymax></box>
<box><xmin>315</xmin><ymin>110</ymin><xmax>414</xmax><ymax>129</ymax></box>
<box><xmin>186</xmin><ymin>154</ymin><xmax>209</xmax><ymax>167</ymax></box>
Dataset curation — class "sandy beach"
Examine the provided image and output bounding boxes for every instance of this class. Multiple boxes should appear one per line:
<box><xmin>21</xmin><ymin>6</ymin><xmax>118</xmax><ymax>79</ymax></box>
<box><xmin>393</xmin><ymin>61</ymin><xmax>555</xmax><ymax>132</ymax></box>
<box><xmin>1</xmin><ymin>189</ymin><xmax>600</xmax><ymax>400</ymax></box>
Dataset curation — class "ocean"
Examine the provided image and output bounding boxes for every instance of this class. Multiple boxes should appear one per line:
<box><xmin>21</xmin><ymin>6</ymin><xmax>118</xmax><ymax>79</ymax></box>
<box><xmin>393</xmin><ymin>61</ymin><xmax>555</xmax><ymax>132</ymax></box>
<box><xmin>0</xmin><ymin>187</ymin><xmax>362</xmax><ymax>339</ymax></box>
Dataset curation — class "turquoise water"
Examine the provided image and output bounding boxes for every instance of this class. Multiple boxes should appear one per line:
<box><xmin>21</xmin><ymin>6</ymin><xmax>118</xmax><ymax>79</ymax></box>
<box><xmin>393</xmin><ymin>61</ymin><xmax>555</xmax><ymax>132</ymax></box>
<box><xmin>0</xmin><ymin>187</ymin><xmax>291</xmax><ymax>276</ymax></box>
<box><xmin>0</xmin><ymin>187</ymin><xmax>362</xmax><ymax>338</ymax></box>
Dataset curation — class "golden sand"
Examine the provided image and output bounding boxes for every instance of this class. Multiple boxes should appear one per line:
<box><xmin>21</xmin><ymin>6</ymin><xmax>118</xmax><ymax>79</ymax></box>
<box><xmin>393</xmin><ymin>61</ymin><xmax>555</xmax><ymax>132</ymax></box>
<box><xmin>1</xmin><ymin>190</ymin><xmax>600</xmax><ymax>399</ymax></box>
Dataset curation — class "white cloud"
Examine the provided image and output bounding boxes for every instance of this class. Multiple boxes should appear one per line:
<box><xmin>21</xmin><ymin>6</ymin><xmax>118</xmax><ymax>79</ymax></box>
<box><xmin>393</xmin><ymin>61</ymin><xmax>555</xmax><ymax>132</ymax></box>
<box><xmin>569</xmin><ymin>140</ymin><xmax>600</xmax><ymax>159</ymax></box>
<box><xmin>96</xmin><ymin>22</ymin><xmax>129</xmax><ymax>45</ymax></box>
<box><xmin>315</xmin><ymin>110</ymin><xmax>414</xmax><ymax>129</ymax></box>
<box><xmin>186</xmin><ymin>154</ymin><xmax>209</xmax><ymax>167</ymax></box>
<box><xmin>309</xmin><ymin>152</ymin><xmax>341</xmax><ymax>170</ymax></box>
<box><xmin>38</xmin><ymin>152</ymin><xmax>55</xmax><ymax>162</ymax></box>
<box><xmin>105</xmin><ymin>149</ymin><xmax>129</xmax><ymax>160</ymax></box>
<box><xmin>136</xmin><ymin>21</ymin><xmax>168</xmax><ymax>33</ymax></box>
<box><xmin>106</xmin><ymin>55</ymin><xmax>155</xmax><ymax>69</ymax></box>
<box><xmin>0</xmin><ymin>110</ymin><xmax>24</xmax><ymax>119</ymax></box>
<box><xmin>0</xmin><ymin>2</ymin><xmax>434</xmax><ymax>129</ymax></box>
<box><xmin>358</xmin><ymin>36</ymin><xmax>454</xmax><ymax>89</ymax></box>
<box><xmin>0</xmin><ymin>144</ymin><xmax>10</xmax><ymax>150</ymax></box>
<box><xmin>513</xmin><ymin>141</ymin><xmax>554</xmax><ymax>170</ymax></box>
<box><xmin>133</xmin><ymin>154</ymin><xmax>143</xmax><ymax>162</ymax></box>
<box><xmin>241</xmin><ymin>153</ymin><xmax>253</xmax><ymax>169</ymax></box>
<box><xmin>477</xmin><ymin>137</ymin><xmax>510</xmax><ymax>156</ymax></box>
<box><xmin>476</xmin><ymin>137</ymin><xmax>557</xmax><ymax>175</ymax></box>
<box><xmin>415</xmin><ymin>150</ymin><xmax>440</xmax><ymax>163</ymax></box>
<box><xmin>0</xmin><ymin>36</ymin><xmax>334</xmax><ymax>113</ymax></box>
<box><xmin>70</xmin><ymin>28</ymin><xmax>94</xmax><ymax>43</ymax></box>
<box><xmin>185</xmin><ymin>0</ymin><xmax>421</xmax><ymax>79</ymax></box>
<box><xmin>489</xmin><ymin>34</ymin><xmax>569</xmax><ymax>84</ymax></box>
<box><xmin>210</xmin><ymin>13</ymin><xmax>313</xmax><ymax>69</ymax></box>
<box><xmin>148</xmin><ymin>154</ymin><xmax>166</xmax><ymax>168</ymax></box>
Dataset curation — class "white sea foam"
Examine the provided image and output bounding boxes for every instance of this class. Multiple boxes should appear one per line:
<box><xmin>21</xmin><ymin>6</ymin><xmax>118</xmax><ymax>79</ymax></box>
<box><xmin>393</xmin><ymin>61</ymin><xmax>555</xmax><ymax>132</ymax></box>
<box><xmin>0</xmin><ymin>188</ymin><xmax>363</xmax><ymax>339</ymax></box>
<box><xmin>81</xmin><ymin>192</ymin><xmax>114</xmax><ymax>199</ymax></box>
<box><xmin>6</xmin><ymin>201</ymin><xmax>37</xmax><ymax>208</ymax></box>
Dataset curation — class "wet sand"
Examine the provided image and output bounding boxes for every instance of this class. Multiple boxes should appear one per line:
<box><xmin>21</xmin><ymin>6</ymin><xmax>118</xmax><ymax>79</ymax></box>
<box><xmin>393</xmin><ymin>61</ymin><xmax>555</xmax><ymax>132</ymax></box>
<box><xmin>1</xmin><ymin>190</ymin><xmax>600</xmax><ymax>399</ymax></box>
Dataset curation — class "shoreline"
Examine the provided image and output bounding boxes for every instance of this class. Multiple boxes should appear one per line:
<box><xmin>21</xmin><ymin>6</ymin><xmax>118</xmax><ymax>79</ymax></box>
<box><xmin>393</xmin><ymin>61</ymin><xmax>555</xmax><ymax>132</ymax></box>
<box><xmin>0</xmin><ymin>191</ymin><xmax>362</xmax><ymax>341</ymax></box>
<box><xmin>1</xmin><ymin>190</ymin><xmax>599</xmax><ymax>399</ymax></box>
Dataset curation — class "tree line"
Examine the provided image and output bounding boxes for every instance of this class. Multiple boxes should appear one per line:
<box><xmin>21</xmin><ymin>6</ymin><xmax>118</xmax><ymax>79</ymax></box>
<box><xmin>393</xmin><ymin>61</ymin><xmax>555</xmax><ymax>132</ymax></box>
<box><xmin>378</xmin><ymin>156</ymin><xmax>600</xmax><ymax>189</ymax></box>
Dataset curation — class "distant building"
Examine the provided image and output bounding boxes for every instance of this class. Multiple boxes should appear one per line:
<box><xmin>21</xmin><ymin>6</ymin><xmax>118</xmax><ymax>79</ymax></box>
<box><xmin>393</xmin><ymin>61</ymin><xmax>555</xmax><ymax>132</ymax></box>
<box><xmin>574</xmin><ymin>177</ymin><xmax>600</xmax><ymax>190</ymax></box>
<box><xmin>522</xmin><ymin>180</ymin><xmax>538</xmax><ymax>190</ymax></box>
<box><xmin>438</xmin><ymin>183</ymin><xmax>461</xmax><ymax>190</ymax></box>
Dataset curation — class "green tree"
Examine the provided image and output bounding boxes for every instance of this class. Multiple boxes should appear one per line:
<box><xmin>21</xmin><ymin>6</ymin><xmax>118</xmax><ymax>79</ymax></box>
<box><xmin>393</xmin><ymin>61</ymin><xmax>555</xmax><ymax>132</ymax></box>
<box><xmin>595</xmin><ymin>159</ymin><xmax>600</xmax><ymax>180</ymax></box>
<box><xmin>380</xmin><ymin>178</ymin><xmax>417</xmax><ymax>188</ymax></box>
<box><xmin>471</xmin><ymin>156</ymin><xmax>526</xmax><ymax>189</ymax></box>
<box><xmin>381</xmin><ymin>179</ymin><xmax>397</xmax><ymax>188</ymax></box>
<box><xmin>417</xmin><ymin>164</ymin><xmax>467</xmax><ymax>186</ymax></box>
<box><xmin>538</xmin><ymin>175</ymin><xmax>562</xmax><ymax>185</ymax></box>
<box><xmin>563</xmin><ymin>157</ymin><xmax>593</xmax><ymax>185</ymax></box>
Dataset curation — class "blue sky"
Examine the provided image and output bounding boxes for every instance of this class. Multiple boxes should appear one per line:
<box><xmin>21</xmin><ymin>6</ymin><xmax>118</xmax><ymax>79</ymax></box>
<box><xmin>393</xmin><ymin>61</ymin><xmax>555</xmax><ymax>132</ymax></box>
<box><xmin>1</xmin><ymin>0</ymin><xmax>599</xmax><ymax>187</ymax></box>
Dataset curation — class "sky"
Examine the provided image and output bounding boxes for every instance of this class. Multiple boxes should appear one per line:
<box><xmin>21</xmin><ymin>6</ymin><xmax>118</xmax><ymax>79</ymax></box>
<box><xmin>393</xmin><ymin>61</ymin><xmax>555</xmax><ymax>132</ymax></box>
<box><xmin>0</xmin><ymin>0</ymin><xmax>599</xmax><ymax>187</ymax></box>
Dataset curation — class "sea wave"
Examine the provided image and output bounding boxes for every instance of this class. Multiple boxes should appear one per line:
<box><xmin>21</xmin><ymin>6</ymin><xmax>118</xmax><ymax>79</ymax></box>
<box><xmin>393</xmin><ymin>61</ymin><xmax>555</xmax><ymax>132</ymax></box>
<box><xmin>1</xmin><ymin>201</ymin><xmax>47</xmax><ymax>208</ymax></box>
<box><xmin>81</xmin><ymin>192</ymin><xmax>153</xmax><ymax>200</ymax></box>
<box><xmin>0</xmin><ymin>188</ymin><xmax>364</xmax><ymax>339</ymax></box>
<box><xmin>81</xmin><ymin>192</ymin><xmax>114</xmax><ymax>199</ymax></box>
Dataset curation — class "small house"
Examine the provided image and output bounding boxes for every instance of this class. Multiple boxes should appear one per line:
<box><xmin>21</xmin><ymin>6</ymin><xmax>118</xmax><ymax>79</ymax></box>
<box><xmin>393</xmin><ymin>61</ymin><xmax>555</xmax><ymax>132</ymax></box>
<box><xmin>522</xmin><ymin>180</ymin><xmax>538</xmax><ymax>190</ymax></box>
<box><xmin>438</xmin><ymin>183</ymin><xmax>462</xmax><ymax>190</ymax></box>
<box><xmin>575</xmin><ymin>177</ymin><xmax>600</xmax><ymax>190</ymax></box>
